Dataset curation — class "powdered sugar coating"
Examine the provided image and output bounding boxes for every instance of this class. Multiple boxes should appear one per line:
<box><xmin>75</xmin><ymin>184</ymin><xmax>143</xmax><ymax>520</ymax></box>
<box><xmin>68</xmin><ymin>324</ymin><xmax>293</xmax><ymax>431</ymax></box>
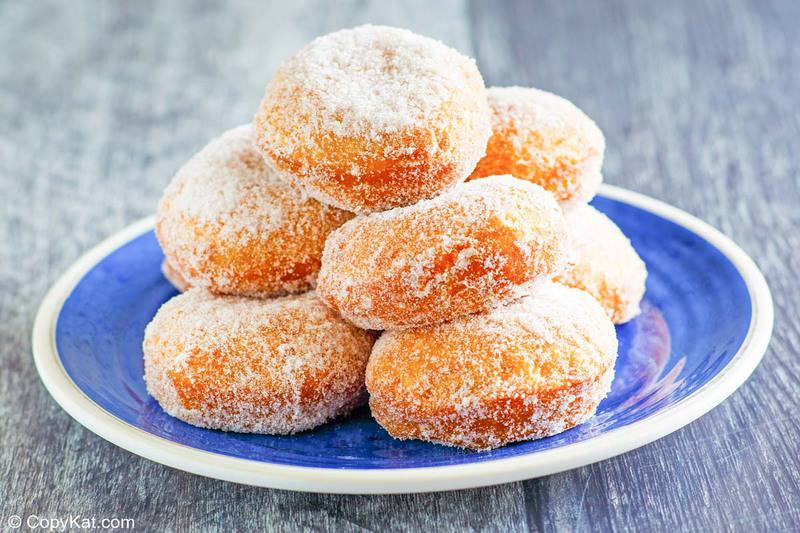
<box><xmin>366</xmin><ymin>281</ymin><xmax>618</xmax><ymax>450</ymax></box>
<box><xmin>317</xmin><ymin>175</ymin><xmax>571</xmax><ymax>330</ymax></box>
<box><xmin>161</xmin><ymin>259</ymin><xmax>191</xmax><ymax>292</ymax></box>
<box><xmin>555</xmin><ymin>204</ymin><xmax>647</xmax><ymax>323</ymax></box>
<box><xmin>143</xmin><ymin>289</ymin><xmax>376</xmax><ymax>434</ymax></box>
<box><xmin>253</xmin><ymin>25</ymin><xmax>492</xmax><ymax>213</ymax></box>
<box><xmin>469</xmin><ymin>87</ymin><xmax>605</xmax><ymax>209</ymax></box>
<box><xmin>156</xmin><ymin>125</ymin><xmax>353</xmax><ymax>297</ymax></box>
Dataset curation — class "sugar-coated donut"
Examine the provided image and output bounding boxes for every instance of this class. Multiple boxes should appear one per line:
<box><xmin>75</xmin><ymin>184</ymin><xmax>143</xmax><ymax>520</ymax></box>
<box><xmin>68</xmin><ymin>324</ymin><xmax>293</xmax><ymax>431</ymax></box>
<box><xmin>468</xmin><ymin>87</ymin><xmax>605</xmax><ymax>208</ymax></box>
<box><xmin>253</xmin><ymin>25</ymin><xmax>491</xmax><ymax>214</ymax></box>
<box><xmin>143</xmin><ymin>289</ymin><xmax>375</xmax><ymax>434</ymax></box>
<box><xmin>317</xmin><ymin>175</ymin><xmax>571</xmax><ymax>330</ymax></box>
<box><xmin>555</xmin><ymin>204</ymin><xmax>647</xmax><ymax>324</ymax></box>
<box><xmin>161</xmin><ymin>259</ymin><xmax>191</xmax><ymax>292</ymax></box>
<box><xmin>366</xmin><ymin>281</ymin><xmax>617</xmax><ymax>450</ymax></box>
<box><xmin>156</xmin><ymin>125</ymin><xmax>353</xmax><ymax>297</ymax></box>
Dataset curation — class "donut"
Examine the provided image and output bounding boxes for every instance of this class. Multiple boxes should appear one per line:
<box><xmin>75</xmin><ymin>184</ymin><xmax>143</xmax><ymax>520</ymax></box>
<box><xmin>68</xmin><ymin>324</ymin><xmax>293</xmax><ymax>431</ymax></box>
<box><xmin>317</xmin><ymin>175</ymin><xmax>571</xmax><ymax>330</ymax></box>
<box><xmin>366</xmin><ymin>281</ymin><xmax>618</xmax><ymax>450</ymax></box>
<box><xmin>555</xmin><ymin>204</ymin><xmax>647</xmax><ymax>324</ymax></box>
<box><xmin>161</xmin><ymin>259</ymin><xmax>191</xmax><ymax>292</ymax></box>
<box><xmin>253</xmin><ymin>25</ymin><xmax>492</xmax><ymax>214</ymax></box>
<box><xmin>156</xmin><ymin>125</ymin><xmax>353</xmax><ymax>297</ymax></box>
<box><xmin>143</xmin><ymin>289</ymin><xmax>376</xmax><ymax>434</ymax></box>
<box><xmin>468</xmin><ymin>87</ymin><xmax>605</xmax><ymax>208</ymax></box>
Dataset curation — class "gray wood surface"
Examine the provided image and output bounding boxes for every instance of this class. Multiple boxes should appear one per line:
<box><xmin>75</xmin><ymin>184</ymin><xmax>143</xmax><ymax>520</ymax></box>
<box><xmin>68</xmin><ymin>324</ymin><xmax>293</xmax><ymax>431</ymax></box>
<box><xmin>1</xmin><ymin>0</ymin><xmax>798</xmax><ymax>531</ymax></box>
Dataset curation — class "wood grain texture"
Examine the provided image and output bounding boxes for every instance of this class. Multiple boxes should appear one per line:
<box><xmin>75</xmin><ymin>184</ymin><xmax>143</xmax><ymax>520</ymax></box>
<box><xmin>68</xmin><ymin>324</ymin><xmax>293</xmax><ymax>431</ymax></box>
<box><xmin>0</xmin><ymin>0</ymin><xmax>797</xmax><ymax>531</ymax></box>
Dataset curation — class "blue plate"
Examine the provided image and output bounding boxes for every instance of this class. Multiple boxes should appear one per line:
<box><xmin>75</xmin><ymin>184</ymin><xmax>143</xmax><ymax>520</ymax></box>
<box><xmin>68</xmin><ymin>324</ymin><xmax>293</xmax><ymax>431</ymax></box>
<box><xmin>32</xmin><ymin>186</ymin><xmax>772</xmax><ymax>493</ymax></box>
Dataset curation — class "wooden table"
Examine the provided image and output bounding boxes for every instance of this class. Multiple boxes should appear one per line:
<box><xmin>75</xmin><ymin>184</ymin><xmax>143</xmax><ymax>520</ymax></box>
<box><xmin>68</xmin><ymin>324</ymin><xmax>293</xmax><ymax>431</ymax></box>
<box><xmin>2</xmin><ymin>1</ymin><xmax>798</xmax><ymax>530</ymax></box>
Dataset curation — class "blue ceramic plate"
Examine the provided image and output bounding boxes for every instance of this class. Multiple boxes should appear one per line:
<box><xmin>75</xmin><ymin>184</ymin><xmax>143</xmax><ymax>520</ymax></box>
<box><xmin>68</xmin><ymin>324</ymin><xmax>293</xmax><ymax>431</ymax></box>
<box><xmin>32</xmin><ymin>185</ymin><xmax>773</xmax><ymax>493</ymax></box>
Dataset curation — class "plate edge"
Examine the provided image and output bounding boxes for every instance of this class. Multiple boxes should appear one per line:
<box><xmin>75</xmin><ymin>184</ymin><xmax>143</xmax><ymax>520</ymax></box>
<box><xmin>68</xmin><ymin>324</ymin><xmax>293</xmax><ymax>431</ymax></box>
<box><xmin>31</xmin><ymin>187</ymin><xmax>775</xmax><ymax>494</ymax></box>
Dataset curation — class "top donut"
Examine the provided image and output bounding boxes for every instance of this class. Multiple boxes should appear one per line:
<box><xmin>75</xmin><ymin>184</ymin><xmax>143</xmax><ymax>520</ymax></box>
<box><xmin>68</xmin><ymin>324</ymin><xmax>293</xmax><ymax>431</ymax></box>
<box><xmin>253</xmin><ymin>25</ymin><xmax>492</xmax><ymax>214</ymax></box>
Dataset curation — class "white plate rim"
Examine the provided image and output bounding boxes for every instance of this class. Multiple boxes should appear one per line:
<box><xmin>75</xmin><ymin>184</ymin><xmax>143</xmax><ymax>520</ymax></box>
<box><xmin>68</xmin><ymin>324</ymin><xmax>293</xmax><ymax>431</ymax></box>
<box><xmin>31</xmin><ymin>185</ymin><xmax>774</xmax><ymax>494</ymax></box>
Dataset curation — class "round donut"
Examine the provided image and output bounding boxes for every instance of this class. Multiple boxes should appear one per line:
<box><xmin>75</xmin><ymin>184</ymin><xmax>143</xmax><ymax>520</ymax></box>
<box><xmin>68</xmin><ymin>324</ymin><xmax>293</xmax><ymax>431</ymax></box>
<box><xmin>366</xmin><ymin>281</ymin><xmax>618</xmax><ymax>450</ymax></box>
<box><xmin>156</xmin><ymin>125</ymin><xmax>353</xmax><ymax>297</ymax></box>
<box><xmin>317</xmin><ymin>175</ymin><xmax>571</xmax><ymax>330</ymax></box>
<box><xmin>161</xmin><ymin>259</ymin><xmax>191</xmax><ymax>292</ymax></box>
<box><xmin>253</xmin><ymin>25</ymin><xmax>492</xmax><ymax>214</ymax></box>
<box><xmin>143</xmin><ymin>289</ymin><xmax>376</xmax><ymax>434</ymax></box>
<box><xmin>468</xmin><ymin>87</ymin><xmax>605</xmax><ymax>208</ymax></box>
<box><xmin>555</xmin><ymin>204</ymin><xmax>647</xmax><ymax>324</ymax></box>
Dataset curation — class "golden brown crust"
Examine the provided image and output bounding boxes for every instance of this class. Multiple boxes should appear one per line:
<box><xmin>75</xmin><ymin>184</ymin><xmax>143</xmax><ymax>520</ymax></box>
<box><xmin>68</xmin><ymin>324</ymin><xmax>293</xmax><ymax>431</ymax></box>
<box><xmin>155</xmin><ymin>125</ymin><xmax>353</xmax><ymax>297</ymax></box>
<box><xmin>468</xmin><ymin>87</ymin><xmax>605</xmax><ymax>208</ymax></box>
<box><xmin>253</xmin><ymin>25</ymin><xmax>491</xmax><ymax>214</ymax></box>
<box><xmin>317</xmin><ymin>176</ymin><xmax>570</xmax><ymax>330</ymax></box>
<box><xmin>143</xmin><ymin>289</ymin><xmax>376</xmax><ymax>434</ymax></box>
<box><xmin>554</xmin><ymin>204</ymin><xmax>647</xmax><ymax>323</ymax></box>
<box><xmin>369</xmin><ymin>369</ymin><xmax>613</xmax><ymax>450</ymax></box>
<box><xmin>366</xmin><ymin>282</ymin><xmax>618</xmax><ymax>450</ymax></box>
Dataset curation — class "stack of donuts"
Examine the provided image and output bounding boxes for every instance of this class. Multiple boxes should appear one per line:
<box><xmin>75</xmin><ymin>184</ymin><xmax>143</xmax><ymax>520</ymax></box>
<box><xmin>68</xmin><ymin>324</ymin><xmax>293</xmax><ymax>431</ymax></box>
<box><xmin>143</xmin><ymin>25</ymin><xmax>647</xmax><ymax>450</ymax></box>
